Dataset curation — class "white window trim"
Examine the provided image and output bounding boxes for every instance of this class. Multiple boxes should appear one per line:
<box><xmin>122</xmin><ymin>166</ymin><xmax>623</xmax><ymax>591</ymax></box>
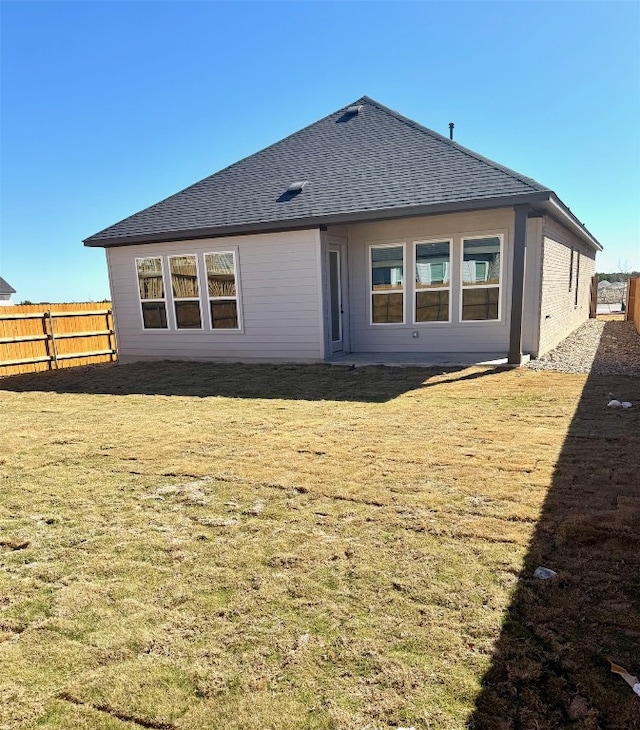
<box><xmin>203</xmin><ymin>250</ymin><xmax>243</xmax><ymax>331</ymax></box>
<box><xmin>459</xmin><ymin>234</ymin><xmax>504</xmax><ymax>323</ymax></box>
<box><xmin>369</xmin><ymin>242</ymin><xmax>406</xmax><ymax>325</ymax></box>
<box><xmin>413</xmin><ymin>238</ymin><xmax>453</xmax><ymax>325</ymax></box>
<box><xmin>135</xmin><ymin>256</ymin><xmax>169</xmax><ymax>331</ymax></box>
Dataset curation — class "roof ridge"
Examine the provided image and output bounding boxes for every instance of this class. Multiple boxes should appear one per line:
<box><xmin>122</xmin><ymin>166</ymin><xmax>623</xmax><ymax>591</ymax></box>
<box><xmin>206</xmin><ymin>100</ymin><xmax>357</xmax><ymax>176</ymax></box>
<box><xmin>360</xmin><ymin>95</ymin><xmax>550</xmax><ymax>193</ymax></box>
<box><xmin>0</xmin><ymin>276</ymin><xmax>16</xmax><ymax>294</ymax></box>
<box><xmin>86</xmin><ymin>97</ymin><xmax>373</xmax><ymax>241</ymax></box>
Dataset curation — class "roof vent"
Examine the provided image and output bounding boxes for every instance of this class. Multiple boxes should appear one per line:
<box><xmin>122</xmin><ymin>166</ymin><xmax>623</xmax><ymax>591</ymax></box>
<box><xmin>345</xmin><ymin>105</ymin><xmax>362</xmax><ymax>116</ymax></box>
<box><xmin>286</xmin><ymin>181</ymin><xmax>309</xmax><ymax>194</ymax></box>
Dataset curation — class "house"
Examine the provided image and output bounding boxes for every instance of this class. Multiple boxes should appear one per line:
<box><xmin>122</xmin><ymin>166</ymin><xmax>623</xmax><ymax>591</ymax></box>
<box><xmin>0</xmin><ymin>277</ymin><xmax>16</xmax><ymax>306</ymax></box>
<box><xmin>596</xmin><ymin>280</ymin><xmax>627</xmax><ymax>313</ymax></box>
<box><xmin>84</xmin><ymin>96</ymin><xmax>601</xmax><ymax>365</ymax></box>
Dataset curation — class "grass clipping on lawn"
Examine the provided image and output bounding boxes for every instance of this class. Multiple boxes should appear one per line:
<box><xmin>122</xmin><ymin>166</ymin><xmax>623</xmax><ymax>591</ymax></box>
<box><xmin>0</xmin><ymin>362</ymin><xmax>638</xmax><ymax>730</ymax></box>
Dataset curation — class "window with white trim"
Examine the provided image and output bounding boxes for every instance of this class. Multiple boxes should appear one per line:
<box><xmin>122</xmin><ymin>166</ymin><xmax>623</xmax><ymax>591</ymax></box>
<box><xmin>414</xmin><ymin>240</ymin><xmax>451</xmax><ymax>322</ymax></box>
<box><xmin>461</xmin><ymin>236</ymin><xmax>502</xmax><ymax>321</ymax></box>
<box><xmin>169</xmin><ymin>255</ymin><xmax>202</xmax><ymax>329</ymax></box>
<box><xmin>370</xmin><ymin>244</ymin><xmax>405</xmax><ymax>324</ymax></box>
<box><xmin>136</xmin><ymin>257</ymin><xmax>168</xmax><ymax>329</ymax></box>
<box><xmin>205</xmin><ymin>252</ymin><xmax>240</xmax><ymax>329</ymax></box>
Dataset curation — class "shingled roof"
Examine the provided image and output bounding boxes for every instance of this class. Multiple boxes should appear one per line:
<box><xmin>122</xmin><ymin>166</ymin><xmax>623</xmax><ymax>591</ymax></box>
<box><xmin>84</xmin><ymin>96</ymin><xmax>599</xmax><ymax>249</ymax></box>
<box><xmin>0</xmin><ymin>276</ymin><xmax>16</xmax><ymax>295</ymax></box>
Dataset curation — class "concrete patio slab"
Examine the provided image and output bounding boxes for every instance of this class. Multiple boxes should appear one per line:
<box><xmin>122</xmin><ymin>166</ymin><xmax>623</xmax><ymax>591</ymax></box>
<box><xmin>328</xmin><ymin>352</ymin><xmax>528</xmax><ymax>368</ymax></box>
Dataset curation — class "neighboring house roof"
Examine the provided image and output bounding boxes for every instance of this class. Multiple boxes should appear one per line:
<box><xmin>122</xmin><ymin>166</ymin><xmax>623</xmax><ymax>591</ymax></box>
<box><xmin>0</xmin><ymin>276</ymin><xmax>16</xmax><ymax>295</ymax></box>
<box><xmin>84</xmin><ymin>96</ymin><xmax>602</xmax><ymax>252</ymax></box>
<box><xmin>597</xmin><ymin>280</ymin><xmax>611</xmax><ymax>288</ymax></box>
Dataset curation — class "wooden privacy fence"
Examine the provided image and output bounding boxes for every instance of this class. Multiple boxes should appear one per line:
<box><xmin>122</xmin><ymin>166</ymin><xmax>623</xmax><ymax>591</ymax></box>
<box><xmin>628</xmin><ymin>277</ymin><xmax>640</xmax><ymax>334</ymax></box>
<box><xmin>0</xmin><ymin>303</ymin><xmax>117</xmax><ymax>377</ymax></box>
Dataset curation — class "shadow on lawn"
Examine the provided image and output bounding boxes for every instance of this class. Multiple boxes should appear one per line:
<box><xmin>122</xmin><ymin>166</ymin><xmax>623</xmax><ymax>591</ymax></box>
<box><xmin>0</xmin><ymin>360</ymin><xmax>505</xmax><ymax>403</ymax></box>
<box><xmin>468</xmin><ymin>333</ymin><xmax>640</xmax><ymax>728</ymax></box>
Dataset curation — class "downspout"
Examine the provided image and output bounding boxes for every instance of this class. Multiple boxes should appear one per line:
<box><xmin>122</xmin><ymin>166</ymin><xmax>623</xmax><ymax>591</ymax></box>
<box><xmin>508</xmin><ymin>204</ymin><xmax>529</xmax><ymax>365</ymax></box>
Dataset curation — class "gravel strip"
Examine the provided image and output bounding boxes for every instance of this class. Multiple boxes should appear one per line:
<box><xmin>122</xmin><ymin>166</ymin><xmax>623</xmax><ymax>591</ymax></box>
<box><xmin>526</xmin><ymin>319</ymin><xmax>640</xmax><ymax>376</ymax></box>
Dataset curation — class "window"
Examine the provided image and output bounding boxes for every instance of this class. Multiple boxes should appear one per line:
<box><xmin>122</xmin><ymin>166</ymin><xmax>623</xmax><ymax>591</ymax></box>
<box><xmin>370</xmin><ymin>244</ymin><xmax>404</xmax><ymax>323</ymax></box>
<box><xmin>169</xmin><ymin>255</ymin><xmax>202</xmax><ymax>329</ymax></box>
<box><xmin>574</xmin><ymin>252</ymin><xmax>580</xmax><ymax>306</ymax></box>
<box><xmin>415</xmin><ymin>240</ymin><xmax>451</xmax><ymax>322</ymax></box>
<box><xmin>205</xmin><ymin>252</ymin><xmax>240</xmax><ymax>329</ymax></box>
<box><xmin>569</xmin><ymin>248</ymin><xmax>575</xmax><ymax>291</ymax></box>
<box><xmin>136</xmin><ymin>257</ymin><xmax>168</xmax><ymax>329</ymax></box>
<box><xmin>461</xmin><ymin>236</ymin><xmax>502</xmax><ymax>321</ymax></box>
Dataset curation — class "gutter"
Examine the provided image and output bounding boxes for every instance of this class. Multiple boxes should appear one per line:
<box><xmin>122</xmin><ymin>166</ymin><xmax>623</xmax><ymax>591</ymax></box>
<box><xmin>544</xmin><ymin>194</ymin><xmax>603</xmax><ymax>252</ymax></box>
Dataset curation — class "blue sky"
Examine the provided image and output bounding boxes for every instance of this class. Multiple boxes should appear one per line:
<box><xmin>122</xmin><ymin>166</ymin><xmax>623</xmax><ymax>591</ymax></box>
<box><xmin>1</xmin><ymin>0</ymin><xmax>639</xmax><ymax>302</ymax></box>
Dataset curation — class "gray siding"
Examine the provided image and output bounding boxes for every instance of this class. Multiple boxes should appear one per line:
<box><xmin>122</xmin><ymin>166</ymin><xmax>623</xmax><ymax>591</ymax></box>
<box><xmin>537</xmin><ymin>216</ymin><xmax>596</xmax><ymax>356</ymax></box>
<box><xmin>326</xmin><ymin>224</ymin><xmax>349</xmax><ymax>238</ymax></box>
<box><xmin>107</xmin><ymin>229</ymin><xmax>325</xmax><ymax>363</ymax></box>
<box><xmin>345</xmin><ymin>209</ymin><xmax>516</xmax><ymax>354</ymax></box>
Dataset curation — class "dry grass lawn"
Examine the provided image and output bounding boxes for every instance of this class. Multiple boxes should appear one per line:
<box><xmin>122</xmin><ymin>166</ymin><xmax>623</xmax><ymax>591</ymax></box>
<box><xmin>0</xmin><ymin>362</ymin><xmax>638</xmax><ymax>730</ymax></box>
<box><xmin>596</xmin><ymin>313</ymin><xmax>626</xmax><ymax>322</ymax></box>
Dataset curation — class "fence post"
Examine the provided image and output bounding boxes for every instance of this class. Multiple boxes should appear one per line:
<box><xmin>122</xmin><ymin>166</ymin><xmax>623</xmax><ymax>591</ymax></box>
<box><xmin>41</xmin><ymin>312</ymin><xmax>53</xmax><ymax>369</ymax></box>
<box><xmin>589</xmin><ymin>275</ymin><xmax>597</xmax><ymax>318</ymax></box>
<box><xmin>46</xmin><ymin>309</ymin><xmax>59</xmax><ymax>368</ymax></box>
<box><xmin>628</xmin><ymin>278</ymin><xmax>639</xmax><ymax>333</ymax></box>
<box><xmin>107</xmin><ymin>309</ymin><xmax>116</xmax><ymax>362</ymax></box>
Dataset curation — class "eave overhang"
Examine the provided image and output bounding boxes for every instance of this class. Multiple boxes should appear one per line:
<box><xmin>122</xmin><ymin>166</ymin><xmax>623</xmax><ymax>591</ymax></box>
<box><xmin>85</xmin><ymin>191</ymin><xmax>557</xmax><ymax>248</ymax></box>
<box><xmin>84</xmin><ymin>190</ymin><xmax>602</xmax><ymax>253</ymax></box>
<box><xmin>538</xmin><ymin>193</ymin><xmax>603</xmax><ymax>252</ymax></box>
